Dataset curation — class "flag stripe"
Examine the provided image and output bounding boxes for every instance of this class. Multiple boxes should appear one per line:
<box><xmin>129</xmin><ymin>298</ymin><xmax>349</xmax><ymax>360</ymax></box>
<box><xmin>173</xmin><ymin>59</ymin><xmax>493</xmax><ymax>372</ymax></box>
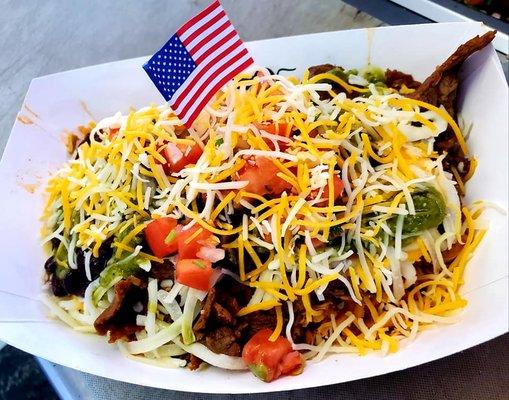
<box><xmin>187</xmin><ymin>19</ymin><xmax>231</xmax><ymax>57</ymax></box>
<box><xmin>172</xmin><ymin>39</ymin><xmax>244</xmax><ymax>112</ymax></box>
<box><xmin>173</xmin><ymin>45</ymin><xmax>246</xmax><ymax>116</ymax></box>
<box><xmin>192</xmin><ymin>25</ymin><xmax>236</xmax><ymax>64</ymax></box>
<box><xmin>180</xmin><ymin>55</ymin><xmax>253</xmax><ymax>125</ymax></box>
<box><xmin>169</xmin><ymin>35</ymin><xmax>241</xmax><ymax>109</ymax></box>
<box><xmin>176</xmin><ymin>0</ymin><xmax>221</xmax><ymax>39</ymax></box>
<box><xmin>176</xmin><ymin>49</ymin><xmax>250</xmax><ymax>121</ymax></box>
<box><xmin>182</xmin><ymin>10</ymin><xmax>227</xmax><ymax>48</ymax></box>
<box><xmin>181</xmin><ymin>56</ymin><xmax>254</xmax><ymax>125</ymax></box>
<box><xmin>186</xmin><ymin>18</ymin><xmax>230</xmax><ymax>55</ymax></box>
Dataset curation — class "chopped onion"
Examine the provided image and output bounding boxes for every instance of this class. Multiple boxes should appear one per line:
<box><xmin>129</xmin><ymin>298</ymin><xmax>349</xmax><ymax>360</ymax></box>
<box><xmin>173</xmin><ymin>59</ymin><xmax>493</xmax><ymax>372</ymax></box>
<box><xmin>196</xmin><ymin>246</ymin><xmax>225</xmax><ymax>262</ymax></box>
<box><xmin>165</xmin><ymin>143</ymin><xmax>184</xmax><ymax>164</ymax></box>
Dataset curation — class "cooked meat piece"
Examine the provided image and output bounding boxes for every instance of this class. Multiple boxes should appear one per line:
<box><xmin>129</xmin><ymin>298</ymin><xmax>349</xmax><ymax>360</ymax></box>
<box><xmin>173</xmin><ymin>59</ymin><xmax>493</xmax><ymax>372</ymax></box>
<box><xmin>148</xmin><ymin>259</ymin><xmax>174</xmax><ymax>281</ymax></box>
<box><xmin>414</xmin><ymin>257</ymin><xmax>434</xmax><ymax>275</ymax></box>
<box><xmin>193</xmin><ymin>287</ymin><xmax>216</xmax><ymax>332</ymax></box>
<box><xmin>442</xmin><ymin>240</ymin><xmax>465</xmax><ymax>263</ymax></box>
<box><xmin>385</xmin><ymin>69</ymin><xmax>421</xmax><ymax>90</ymax></box>
<box><xmin>192</xmin><ymin>285</ymin><xmax>242</xmax><ymax>356</ymax></box>
<box><xmin>305</xmin><ymin>329</ymin><xmax>315</xmax><ymax>345</ymax></box>
<box><xmin>434</xmin><ymin>129</ymin><xmax>471</xmax><ymax>179</ymax></box>
<box><xmin>192</xmin><ymin>275</ymin><xmax>266</xmax><ymax>359</ymax></box>
<box><xmin>193</xmin><ymin>277</ymin><xmax>245</xmax><ymax>328</ymax></box>
<box><xmin>204</xmin><ymin>327</ymin><xmax>241</xmax><ymax>356</ymax></box>
<box><xmin>322</xmin><ymin>279</ymin><xmax>348</xmax><ymax>301</ymax></box>
<box><xmin>212</xmin><ymin>302</ymin><xmax>234</xmax><ymax>325</ymax></box>
<box><xmin>408</xmin><ymin>31</ymin><xmax>495</xmax><ymax>180</ymax></box>
<box><xmin>187</xmin><ymin>354</ymin><xmax>203</xmax><ymax>370</ymax></box>
<box><xmin>94</xmin><ymin>276</ymin><xmax>147</xmax><ymax>342</ymax></box>
<box><xmin>215</xmin><ymin>275</ymin><xmax>253</xmax><ymax>310</ymax></box>
<box><xmin>307</xmin><ymin>63</ymin><xmax>349</xmax><ymax>100</ymax></box>
<box><xmin>237</xmin><ymin>310</ymin><xmax>276</xmax><ymax>340</ymax></box>
<box><xmin>109</xmin><ymin>325</ymin><xmax>144</xmax><ymax>343</ymax></box>
<box><xmin>289</xmin><ymin>298</ymin><xmax>309</xmax><ymax>343</ymax></box>
<box><xmin>308</xmin><ymin>63</ymin><xmax>336</xmax><ymax>78</ymax></box>
<box><xmin>342</xmin><ymin>299</ymin><xmax>365</xmax><ymax>319</ymax></box>
<box><xmin>216</xmin><ymin>291</ymin><xmax>241</xmax><ymax>316</ymax></box>
<box><xmin>409</xmin><ymin>31</ymin><xmax>496</xmax><ymax>118</ymax></box>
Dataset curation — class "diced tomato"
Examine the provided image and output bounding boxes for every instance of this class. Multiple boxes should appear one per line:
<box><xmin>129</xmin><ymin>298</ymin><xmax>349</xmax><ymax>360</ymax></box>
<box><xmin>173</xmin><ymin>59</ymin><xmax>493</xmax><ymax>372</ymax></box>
<box><xmin>177</xmin><ymin>225</ymin><xmax>213</xmax><ymax>260</ymax></box>
<box><xmin>108</xmin><ymin>127</ymin><xmax>119</xmax><ymax>140</ymax></box>
<box><xmin>237</xmin><ymin>157</ymin><xmax>292</xmax><ymax>196</ymax></box>
<box><xmin>144</xmin><ymin>217</ymin><xmax>179</xmax><ymax>258</ymax></box>
<box><xmin>175</xmin><ymin>259</ymin><xmax>213</xmax><ymax>291</ymax></box>
<box><xmin>255</xmin><ymin>122</ymin><xmax>292</xmax><ymax>137</ymax></box>
<box><xmin>242</xmin><ymin>329</ymin><xmax>304</xmax><ymax>382</ymax></box>
<box><xmin>279</xmin><ymin>350</ymin><xmax>304</xmax><ymax>376</ymax></box>
<box><xmin>326</xmin><ymin>174</ymin><xmax>345</xmax><ymax>202</ymax></box>
<box><xmin>255</xmin><ymin>123</ymin><xmax>293</xmax><ymax>151</ymax></box>
<box><xmin>309</xmin><ymin>174</ymin><xmax>344</xmax><ymax>205</ymax></box>
<box><xmin>164</xmin><ymin>143</ymin><xmax>184</xmax><ymax>165</ymax></box>
<box><xmin>162</xmin><ymin>142</ymin><xmax>203</xmax><ymax>173</ymax></box>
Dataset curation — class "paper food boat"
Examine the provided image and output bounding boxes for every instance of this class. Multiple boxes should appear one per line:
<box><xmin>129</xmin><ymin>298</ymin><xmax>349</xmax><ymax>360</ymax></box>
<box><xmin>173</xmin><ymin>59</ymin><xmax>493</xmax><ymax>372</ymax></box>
<box><xmin>0</xmin><ymin>22</ymin><xmax>507</xmax><ymax>393</ymax></box>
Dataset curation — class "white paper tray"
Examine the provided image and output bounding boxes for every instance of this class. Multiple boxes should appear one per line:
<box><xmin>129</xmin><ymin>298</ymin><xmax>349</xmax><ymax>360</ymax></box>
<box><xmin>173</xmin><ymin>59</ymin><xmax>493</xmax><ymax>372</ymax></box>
<box><xmin>0</xmin><ymin>22</ymin><xmax>507</xmax><ymax>393</ymax></box>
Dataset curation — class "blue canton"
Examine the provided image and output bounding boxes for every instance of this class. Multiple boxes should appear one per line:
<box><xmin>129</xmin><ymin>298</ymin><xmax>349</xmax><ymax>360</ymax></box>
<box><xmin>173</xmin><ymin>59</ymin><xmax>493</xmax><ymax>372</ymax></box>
<box><xmin>143</xmin><ymin>34</ymin><xmax>196</xmax><ymax>101</ymax></box>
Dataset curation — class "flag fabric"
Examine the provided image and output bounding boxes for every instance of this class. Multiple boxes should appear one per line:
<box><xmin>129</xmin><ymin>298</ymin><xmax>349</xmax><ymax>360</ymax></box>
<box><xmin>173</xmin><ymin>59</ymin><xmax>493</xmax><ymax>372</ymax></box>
<box><xmin>143</xmin><ymin>0</ymin><xmax>254</xmax><ymax>127</ymax></box>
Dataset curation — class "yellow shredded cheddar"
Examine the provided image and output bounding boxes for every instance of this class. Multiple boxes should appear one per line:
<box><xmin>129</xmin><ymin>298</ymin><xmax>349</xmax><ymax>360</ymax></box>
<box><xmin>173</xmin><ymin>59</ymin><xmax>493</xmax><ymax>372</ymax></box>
<box><xmin>41</xmin><ymin>62</ymin><xmax>488</xmax><ymax>368</ymax></box>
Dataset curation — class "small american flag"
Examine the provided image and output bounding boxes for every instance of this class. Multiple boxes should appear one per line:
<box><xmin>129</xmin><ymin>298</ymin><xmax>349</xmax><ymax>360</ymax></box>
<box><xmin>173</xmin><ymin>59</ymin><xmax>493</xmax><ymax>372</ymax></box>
<box><xmin>143</xmin><ymin>0</ymin><xmax>254</xmax><ymax>127</ymax></box>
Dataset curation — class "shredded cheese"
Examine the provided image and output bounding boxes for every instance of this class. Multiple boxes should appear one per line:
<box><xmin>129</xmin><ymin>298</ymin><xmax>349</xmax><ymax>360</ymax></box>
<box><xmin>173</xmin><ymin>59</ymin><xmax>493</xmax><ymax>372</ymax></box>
<box><xmin>41</xmin><ymin>65</ymin><xmax>486</xmax><ymax>369</ymax></box>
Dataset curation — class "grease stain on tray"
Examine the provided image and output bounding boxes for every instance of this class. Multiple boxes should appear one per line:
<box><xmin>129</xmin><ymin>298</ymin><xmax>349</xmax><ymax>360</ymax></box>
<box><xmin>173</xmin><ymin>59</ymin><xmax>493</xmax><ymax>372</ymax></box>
<box><xmin>19</xmin><ymin>182</ymin><xmax>39</xmax><ymax>194</ymax></box>
<box><xmin>80</xmin><ymin>100</ymin><xmax>96</xmax><ymax>121</ymax></box>
<box><xmin>16</xmin><ymin>104</ymin><xmax>47</xmax><ymax>131</ymax></box>
<box><xmin>24</xmin><ymin>104</ymin><xmax>40</xmax><ymax>119</ymax></box>
<box><xmin>16</xmin><ymin>114</ymin><xmax>35</xmax><ymax>125</ymax></box>
<box><xmin>16</xmin><ymin>177</ymin><xmax>41</xmax><ymax>194</ymax></box>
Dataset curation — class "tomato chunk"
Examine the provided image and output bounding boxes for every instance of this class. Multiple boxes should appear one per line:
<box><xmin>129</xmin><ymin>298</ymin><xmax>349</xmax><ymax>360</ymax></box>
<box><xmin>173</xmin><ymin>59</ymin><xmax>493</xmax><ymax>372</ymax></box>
<box><xmin>242</xmin><ymin>329</ymin><xmax>303</xmax><ymax>382</ymax></box>
<box><xmin>144</xmin><ymin>217</ymin><xmax>179</xmax><ymax>258</ymax></box>
<box><xmin>108</xmin><ymin>127</ymin><xmax>120</xmax><ymax>140</ymax></box>
<box><xmin>310</xmin><ymin>174</ymin><xmax>344</xmax><ymax>205</ymax></box>
<box><xmin>177</xmin><ymin>225</ymin><xmax>213</xmax><ymax>259</ymax></box>
<box><xmin>238</xmin><ymin>157</ymin><xmax>292</xmax><ymax>196</ymax></box>
<box><xmin>175</xmin><ymin>259</ymin><xmax>213</xmax><ymax>291</ymax></box>
<box><xmin>255</xmin><ymin>122</ymin><xmax>292</xmax><ymax>137</ymax></box>
<box><xmin>255</xmin><ymin>123</ymin><xmax>293</xmax><ymax>151</ymax></box>
<box><xmin>162</xmin><ymin>142</ymin><xmax>203</xmax><ymax>174</ymax></box>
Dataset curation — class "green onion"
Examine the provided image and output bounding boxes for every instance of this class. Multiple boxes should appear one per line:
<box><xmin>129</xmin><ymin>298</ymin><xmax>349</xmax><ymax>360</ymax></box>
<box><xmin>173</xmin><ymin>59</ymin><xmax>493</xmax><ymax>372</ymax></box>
<box><xmin>193</xmin><ymin>260</ymin><xmax>206</xmax><ymax>269</ymax></box>
<box><xmin>215</xmin><ymin>138</ymin><xmax>224</xmax><ymax>147</ymax></box>
<box><xmin>164</xmin><ymin>229</ymin><xmax>176</xmax><ymax>244</ymax></box>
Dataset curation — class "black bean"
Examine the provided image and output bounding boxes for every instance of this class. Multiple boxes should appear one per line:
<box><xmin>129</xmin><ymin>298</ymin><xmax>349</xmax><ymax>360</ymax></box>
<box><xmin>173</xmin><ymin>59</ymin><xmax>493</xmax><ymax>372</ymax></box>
<box><xmin>50</xmin><ymin>273</ymin><xmax>68</xmax><ymax>297</ymax></box>
<box><xmin>44</xmin><ymin>257</ymin><xmax>57</xmax><ymax>274</ymax></box>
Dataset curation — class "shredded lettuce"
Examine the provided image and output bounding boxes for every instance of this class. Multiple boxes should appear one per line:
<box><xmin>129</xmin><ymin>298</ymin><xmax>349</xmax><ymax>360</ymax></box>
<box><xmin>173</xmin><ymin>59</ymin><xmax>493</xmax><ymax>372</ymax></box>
<box><xmin>173</xmin><ymin>339</ymin><xmax>247</xmax><ymax>370</ymax></box>
<box><xmin>125</xmin><ymin>317</ymin><xmax>183</xmax><ymax>354</ymax></box>
<box><xmin>181</xmin><ymin>289</ymin><xmax>200</xmax><ymax>345</ymax></box>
